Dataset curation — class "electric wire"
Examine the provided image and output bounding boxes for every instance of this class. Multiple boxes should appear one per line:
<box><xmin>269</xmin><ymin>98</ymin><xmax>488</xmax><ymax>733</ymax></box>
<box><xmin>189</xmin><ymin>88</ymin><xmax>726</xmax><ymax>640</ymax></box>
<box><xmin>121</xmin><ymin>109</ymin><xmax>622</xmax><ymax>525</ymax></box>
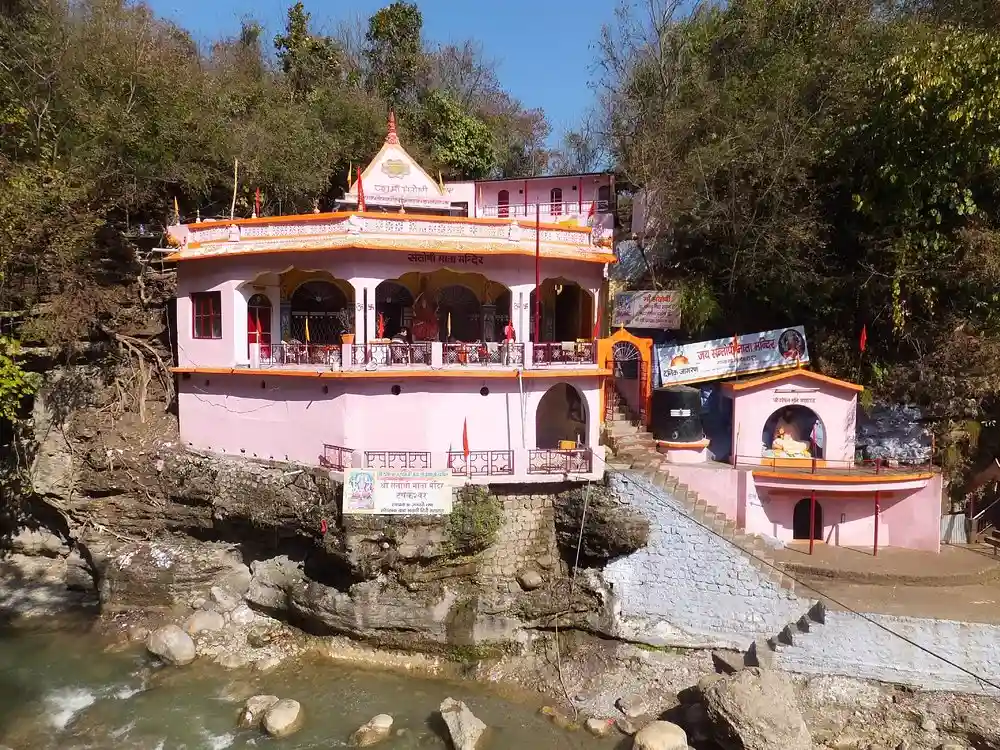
<box><xmin>581</xmin><ymin>449</ymin><xmax>1000</xmax><ymax>694</ymax></box>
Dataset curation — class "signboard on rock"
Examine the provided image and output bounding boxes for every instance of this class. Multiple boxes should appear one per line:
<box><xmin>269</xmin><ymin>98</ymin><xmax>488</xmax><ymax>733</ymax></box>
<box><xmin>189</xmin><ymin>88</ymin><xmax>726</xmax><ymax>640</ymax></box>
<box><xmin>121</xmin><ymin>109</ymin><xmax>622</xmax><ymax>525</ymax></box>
<box><xmin>343</xmin><ymin>469</ymin><xmax>453</xmax><ymax>515</ymax></box>
<box><xmin>612</xmin><ymin>291</ymin><xmax>681</xmax><ymax>329</ymax></box>
<box><xmin>656</xmin><ymin>326</ymin><xmax>809</xmax><ymax>387</ymax></box>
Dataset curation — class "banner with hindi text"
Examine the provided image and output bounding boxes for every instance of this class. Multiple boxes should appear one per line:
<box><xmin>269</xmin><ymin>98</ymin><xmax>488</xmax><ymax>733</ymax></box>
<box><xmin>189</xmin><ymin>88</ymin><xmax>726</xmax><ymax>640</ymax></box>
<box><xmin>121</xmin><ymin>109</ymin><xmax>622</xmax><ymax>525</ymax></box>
<box><xmin>343</xmin><ymin>469</ymin><xmax>453</xmax><ymax>515</ymax></box>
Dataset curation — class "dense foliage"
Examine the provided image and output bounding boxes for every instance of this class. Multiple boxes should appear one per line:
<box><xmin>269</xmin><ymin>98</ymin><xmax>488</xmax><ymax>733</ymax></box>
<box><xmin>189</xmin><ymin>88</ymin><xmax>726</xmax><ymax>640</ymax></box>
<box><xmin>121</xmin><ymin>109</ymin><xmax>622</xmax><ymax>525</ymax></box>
<box><xmin>0</xmin><ymin>0</ymin><xmax>566</xmax><ymax>431</ymax></box>
<box><xmin>599</xmin><ymin>0</ymin><xmax>1000</xmax><ymax>478</ymax></box>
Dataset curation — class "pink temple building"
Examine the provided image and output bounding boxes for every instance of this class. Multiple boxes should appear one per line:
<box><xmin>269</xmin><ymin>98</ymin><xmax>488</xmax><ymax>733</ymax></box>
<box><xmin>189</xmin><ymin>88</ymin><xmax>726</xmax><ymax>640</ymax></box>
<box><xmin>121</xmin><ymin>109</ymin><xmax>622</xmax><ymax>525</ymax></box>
<box><xmin>650</xmin><ymin>368</ymin><xmax>944</xmax><ymax>552</ymax></box>
<box><xmin>166</xmin><ymin>114</ymin><xmax>616</xmax><ymax>483</ymax></box>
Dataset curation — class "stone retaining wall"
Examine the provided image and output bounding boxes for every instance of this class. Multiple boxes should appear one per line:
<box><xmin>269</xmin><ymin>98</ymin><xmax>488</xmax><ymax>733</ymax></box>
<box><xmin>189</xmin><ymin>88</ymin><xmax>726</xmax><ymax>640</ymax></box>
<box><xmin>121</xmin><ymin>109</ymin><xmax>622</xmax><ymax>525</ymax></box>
<box><xmin>772</xmin><ymin>610</ymin><xmax>1000</xmax><ymax>696</ymax></box>
<box><xmin>601</xmin><ymin>472</ymin><xmax>810</xmax><ymax>649</ymax></box>
<box><xmin>478</xmin><ymin>487</ymin><xmax>561</xmax><ymax>590</ymax></box>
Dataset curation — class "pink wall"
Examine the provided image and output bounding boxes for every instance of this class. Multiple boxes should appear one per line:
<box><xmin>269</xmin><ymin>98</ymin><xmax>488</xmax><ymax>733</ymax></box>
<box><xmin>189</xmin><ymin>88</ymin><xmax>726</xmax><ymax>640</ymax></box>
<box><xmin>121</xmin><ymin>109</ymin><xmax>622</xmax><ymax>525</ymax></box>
<box><xmin>448</xmin><ymin>175</ymin><xmax>613</xmax><ymax>217</ymax></box>
<box><xmin>745</xmin><ymin>478</ymin><xmax>942</xmax><ymax>552</ymax></box>
<box><xmin>177</xmin><ymin>372</ymin><xmax>603</xmax><ymax>480</ymax></box>
<box><xmin>731</xmin><ymin>374</ymin><xmax>858</xmax><ymax>464</ymax></box>
<box><xmin>176</xmin><ymin>249</ymin><xmax>605</xmax><ymax>369</ymax></box>
<box><xmin>666</xmin><ymin>465</ymin><xmax>741</xmax><ymax>521</ymax></box>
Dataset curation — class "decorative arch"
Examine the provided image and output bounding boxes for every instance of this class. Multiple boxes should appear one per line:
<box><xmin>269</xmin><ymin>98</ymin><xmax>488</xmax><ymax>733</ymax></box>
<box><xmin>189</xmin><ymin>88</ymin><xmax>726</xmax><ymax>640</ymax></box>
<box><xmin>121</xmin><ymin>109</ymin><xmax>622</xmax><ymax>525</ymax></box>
<box><xmin>597</xmin><ymin>328</ymin><xmax>653</xmax><ymax>428</ymax></box>
<box><xmin>536</xmin><ymin>382</ymin><xmax>589</xmax><ymax>449</ymax></box>
<box><xmin>761</xmin><ymin>405</ymin><xmax>826</xmax><ymax>461</ymax></box>
<box><xmin>289</xmin><ymin>280</ymin><xmax>350</xmax><ymax>344</ymax></box>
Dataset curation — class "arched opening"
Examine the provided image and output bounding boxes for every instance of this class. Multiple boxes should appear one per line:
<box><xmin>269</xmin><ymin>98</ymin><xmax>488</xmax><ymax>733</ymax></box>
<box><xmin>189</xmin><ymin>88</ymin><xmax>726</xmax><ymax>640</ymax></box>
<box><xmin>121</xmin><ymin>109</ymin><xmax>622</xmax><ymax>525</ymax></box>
<box><xmin>375</xmin><ymin>281</ymin><xmax>414</xmax><ymax>340</ymax></box>
<box><xmin>497</xmin><ymin>189</ymin><xmax>510</xmax><ymax>218</ymax></box>
<box><xmin>550</xmin><ymin>187</ymin><xmax>563</xmax><ymax>216</ymax></box>
<box><xmin>529</xmin><ymin>279</ymin><xmax>594</xmax><ymax>342</ymax></box>
<box><xmin>289</xmin><ymin>280</ymin><xmax>350</xmax><ymax>345</ymax></box>
<box><xmin>762</xmin><ymin>405</ymin><xmax>825</xmax><ymax>459</ymax></box>
<box><xmin>536</xmin><ymin>383</ymin><xmax>588</xmax><ymax>449</ymax></box>
<box><xmin>247</xmin><ymin>293</ymin><xmax>272</xmax><ymax>357</ymax></box>
<box><xmin>597</xmin><ymin>184</ymin><xmax>611</xmax><ymax>211</ymax></box>
<box><xmin>393</xmin><ymin>271</ymin><xmax>511</xmax><ymax>345</ymax></box>
<box><xmin>437</xmin><ymin>284</ymin><xmax>481</xmax><ymax>342</ymax></box>
<box><xmin>793</xmin><ymin>498</ymin><xmax>823</xmax><ymax>541</ymax></box>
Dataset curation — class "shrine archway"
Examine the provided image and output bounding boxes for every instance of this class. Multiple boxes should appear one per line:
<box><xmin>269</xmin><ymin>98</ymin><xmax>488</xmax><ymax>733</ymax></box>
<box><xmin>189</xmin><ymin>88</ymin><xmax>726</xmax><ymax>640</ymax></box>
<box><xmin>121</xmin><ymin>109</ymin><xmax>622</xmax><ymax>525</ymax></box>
<box><xmin>597</xmin><ymin>328</ymin><xmax>653</xmax><ymax>427</ymax></box>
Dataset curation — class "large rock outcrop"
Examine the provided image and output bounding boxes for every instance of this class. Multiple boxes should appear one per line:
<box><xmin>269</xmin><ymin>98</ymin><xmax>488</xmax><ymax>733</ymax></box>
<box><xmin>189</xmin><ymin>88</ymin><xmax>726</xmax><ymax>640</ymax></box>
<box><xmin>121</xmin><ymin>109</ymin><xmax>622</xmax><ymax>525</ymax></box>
<box><xmin>553</xmin><ymin>485</ymin><xmax>650</xmax><ymax>566</ymax></box>
<box><xmin>702</xmin><ymin>668</ymin><xmax>812</xmax><ymax>750</ymax></box>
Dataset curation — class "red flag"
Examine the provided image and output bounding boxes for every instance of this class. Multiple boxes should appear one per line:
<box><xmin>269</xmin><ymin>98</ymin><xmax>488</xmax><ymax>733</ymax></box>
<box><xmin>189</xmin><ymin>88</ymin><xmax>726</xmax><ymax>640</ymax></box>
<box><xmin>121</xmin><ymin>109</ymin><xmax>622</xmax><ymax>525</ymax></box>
<box><xmin>860</xmin><ymin>324</ymin><xmax>868</xmax><ymax>353</ymax></box>
<box><xmin>462</xmin><ymin>418</ymin><xmax>470</xmax><ymax>460</ymax></box>
<box><xmin>254</xmin><ymin>187</ymin><xmax>261</xmax><ymax>217</ymax></box>
<box><xmin>356</xmin><ymin>167</ymin><xmax>366</xmax><ymax>212</ymax></box>
<box><xmin>592</xmin><ymin>307</ymin><xmax>601</xmax><ymax>340</ymax></box>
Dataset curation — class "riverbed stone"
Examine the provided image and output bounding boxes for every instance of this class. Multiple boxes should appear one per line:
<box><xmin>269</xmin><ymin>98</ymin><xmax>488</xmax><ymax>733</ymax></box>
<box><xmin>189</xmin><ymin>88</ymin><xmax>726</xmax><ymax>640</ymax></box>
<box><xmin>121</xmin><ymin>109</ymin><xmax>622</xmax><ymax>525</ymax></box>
<box><xmin>262</xmin><ymin>698</ymin><xmax>303</xmax><ymax>737</ymax></box>
<box><xmin>185</xmin><ymin>609</ymin><xmax>225</xmax><ymax>635</ymax></box>
<box><xmin>703</xmin><ymin>668</ymin><xmax>812</xmax><ymax>750</ymax></box>
<box><xmin>440</xmin><ymin>698</ymin><xmax>487</xmax><ymax>749</ymax></box>
<box><xmin>349</xmin><ymin>714</ymin><xmax>394</xmax><ymax>746</ymax></box>
<box><xmin>517</xmin><ymin>569</ymin><xmax>543</xmax><ymax>591</ymax></box>
<box><xmin>229</xmin><ymin>603</ymin><xmax>256</xmax><ymax>626</ymax></box>
<box><xmin>146</xmin><ymin>624</ymin><xmax>196</xmax><ymax>666</ymax></box>
<box><xmin>210</xmin><ymin>586</ymin><xmax>241</xmax><ymax>613</ymax></box>
<box><xmin>585</xmin><ymin>717</ymin><xmax>614</xmax><ymax>737</ymax></box>
<box><xmin>615</xmin><ymin>693</ymin><xmax>649</xmax><ymax>719</ymax></box>
<box><xmin>632</xmin><ymin>721</ymin><xmax>689</xmax><ymax>750</ymax></box>
<box><xmin>238</xmin><ymin>695</ymin><xmax>280</xmax><ymax>728</ymax></box>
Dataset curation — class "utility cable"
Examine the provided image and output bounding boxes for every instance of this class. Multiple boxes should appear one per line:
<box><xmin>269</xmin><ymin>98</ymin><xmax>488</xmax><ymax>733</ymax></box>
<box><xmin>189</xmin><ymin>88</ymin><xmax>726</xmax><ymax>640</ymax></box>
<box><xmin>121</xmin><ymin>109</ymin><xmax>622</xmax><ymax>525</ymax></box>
<box><xmin>580</xmin><ymin>449</ymin><xmax>1000</xmax><ymax>694</ymax></box>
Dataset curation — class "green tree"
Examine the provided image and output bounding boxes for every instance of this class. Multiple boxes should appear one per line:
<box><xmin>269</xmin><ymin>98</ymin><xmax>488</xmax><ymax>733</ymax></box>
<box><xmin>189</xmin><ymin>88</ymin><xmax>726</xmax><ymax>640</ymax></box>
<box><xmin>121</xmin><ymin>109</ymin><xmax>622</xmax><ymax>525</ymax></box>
<box><xmin>416</xmin><ymin>90</ymin><xmax>495</xmax><ymax>178</ymax></box>
<box><xmin>274</xmin><ymin>2</ymin><xmax>344</xmax><ymax>100</ymax></box>
<box><xmin>363</xmin><ymin>1</ymin><xmax>425</xmax><ymax>109</ymax></box>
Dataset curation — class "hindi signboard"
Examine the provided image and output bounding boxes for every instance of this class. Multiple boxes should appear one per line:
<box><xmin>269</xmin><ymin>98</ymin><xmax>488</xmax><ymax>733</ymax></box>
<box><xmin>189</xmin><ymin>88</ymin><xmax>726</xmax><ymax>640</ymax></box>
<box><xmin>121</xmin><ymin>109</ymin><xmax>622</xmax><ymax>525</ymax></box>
<box><xmin>343</xmin><ymin>469</ymin><xmax>453</xmax><ymax>515</ymax></box>
<box><xmin>655</xmin><ymin>326</ymin><xmax>809</xmax><ymax>387</ymax></box>
<box><xmin>612</xmin><ymin>291</ymin><xmax>681</xmax><ymax>329</ymax></box>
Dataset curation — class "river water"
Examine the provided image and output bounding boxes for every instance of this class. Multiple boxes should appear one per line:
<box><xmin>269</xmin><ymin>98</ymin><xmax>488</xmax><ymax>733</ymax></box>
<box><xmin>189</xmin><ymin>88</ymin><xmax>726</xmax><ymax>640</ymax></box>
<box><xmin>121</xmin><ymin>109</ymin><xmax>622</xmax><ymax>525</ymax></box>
<box><xmin>0</xmin><ymin>629</ymin><xmax>621</xmax><ymax>750</ymax></box>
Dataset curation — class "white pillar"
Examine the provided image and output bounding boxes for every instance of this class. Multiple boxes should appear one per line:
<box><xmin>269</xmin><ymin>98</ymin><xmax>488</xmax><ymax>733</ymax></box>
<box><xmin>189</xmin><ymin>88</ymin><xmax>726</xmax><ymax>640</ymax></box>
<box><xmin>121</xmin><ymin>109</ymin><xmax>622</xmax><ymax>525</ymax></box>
<box><xmin>509</xmin><ymin>283</ymin><xmax>534</xmax><ymax>343</ymax></box>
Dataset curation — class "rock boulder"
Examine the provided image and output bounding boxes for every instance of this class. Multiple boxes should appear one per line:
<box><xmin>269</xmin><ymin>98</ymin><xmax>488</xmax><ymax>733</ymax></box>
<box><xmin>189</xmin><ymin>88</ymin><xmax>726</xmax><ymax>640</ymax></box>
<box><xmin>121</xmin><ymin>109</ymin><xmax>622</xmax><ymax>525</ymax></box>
<box><xmin>440</xmin><ymin>697</ymin><xmax>487</xmax><ymax>750</ymax></box>
<box><xmin>262</xmin><ymin>698</ymin><xmax>303</xmax><ymax>737</ymax></box>
<box><xmin>349</xmin><ymin>714</ymin><xmax>394</xmax><ymax>746</ymax></box>
<box><xmin>702</xmin><ymin>668</ymin><xmax>812</xmax><ymax>750</ymax></box>
<box><xmin>238</xmin><ymin>695</ymin><xmax>280</xmax><ymax>728</ymax></box>
<box><xmin>632</xmin><ymin>721</ymin><xmax>689</xmax><ymax>750</ymax></box>
<box><xmin>146</xmin><ymin>624</ymin><xmax>196</xmax><ymax>666</ymax></box>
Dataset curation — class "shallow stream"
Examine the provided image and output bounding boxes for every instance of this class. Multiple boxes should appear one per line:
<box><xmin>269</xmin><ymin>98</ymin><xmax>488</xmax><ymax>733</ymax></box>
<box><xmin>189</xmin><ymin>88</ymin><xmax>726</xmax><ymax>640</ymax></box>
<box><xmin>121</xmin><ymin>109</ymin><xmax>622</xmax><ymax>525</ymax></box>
<box><xmin>0</xmin><ymin>629</ymin><xmax>621</xmax><ymax>749</ymax></box>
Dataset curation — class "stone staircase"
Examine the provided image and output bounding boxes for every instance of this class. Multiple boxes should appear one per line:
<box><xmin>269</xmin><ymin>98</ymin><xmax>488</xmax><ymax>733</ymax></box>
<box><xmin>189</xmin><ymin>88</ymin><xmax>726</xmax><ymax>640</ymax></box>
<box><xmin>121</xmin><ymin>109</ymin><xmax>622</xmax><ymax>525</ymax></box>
<box><xmin>744</xmin><ymin>601</ymin><xmax>828</xmax><ymax>669</ymax></box>
<box><xmin>602</xmin><ymin>409</ymin><xmax>805</xmax><ymax>598</ymax></box>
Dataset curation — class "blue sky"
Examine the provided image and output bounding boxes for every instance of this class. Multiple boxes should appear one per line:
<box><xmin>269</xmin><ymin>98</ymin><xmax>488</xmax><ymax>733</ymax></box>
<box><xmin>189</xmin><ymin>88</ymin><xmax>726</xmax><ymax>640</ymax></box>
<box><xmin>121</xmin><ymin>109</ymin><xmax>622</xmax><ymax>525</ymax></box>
<box><xmin>147</xmin><ymin>0</ymin><xmax>617</xmax><ymax>144</ymax></box>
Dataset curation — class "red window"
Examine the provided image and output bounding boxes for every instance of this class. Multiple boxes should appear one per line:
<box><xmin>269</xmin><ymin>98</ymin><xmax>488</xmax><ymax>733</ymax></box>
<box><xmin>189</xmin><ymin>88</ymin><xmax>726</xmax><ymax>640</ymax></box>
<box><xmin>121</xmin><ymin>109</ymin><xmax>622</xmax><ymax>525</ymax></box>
<box><xmin>192</xmin><ymin>291</ymin><xmax>222</xmax><ymax>339</ymax></box>
<box><xmin>497</xmin><ymin>189</ymin><xmax>510</xmax><ymax>218</ymax></box>
<box><xmin>550</xmin><ymin>187</ymin><xmax>563</xmax><ymax>216</ymax></box>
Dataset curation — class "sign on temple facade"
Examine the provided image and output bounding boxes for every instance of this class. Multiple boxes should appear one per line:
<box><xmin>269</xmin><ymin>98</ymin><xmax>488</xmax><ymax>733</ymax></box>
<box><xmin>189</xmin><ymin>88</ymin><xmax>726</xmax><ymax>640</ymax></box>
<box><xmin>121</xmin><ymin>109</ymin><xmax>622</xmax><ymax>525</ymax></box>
<box><xmin>343</xmin><ymin>468</ymin><xmax>454</xmax><ymax>515</ymax></box>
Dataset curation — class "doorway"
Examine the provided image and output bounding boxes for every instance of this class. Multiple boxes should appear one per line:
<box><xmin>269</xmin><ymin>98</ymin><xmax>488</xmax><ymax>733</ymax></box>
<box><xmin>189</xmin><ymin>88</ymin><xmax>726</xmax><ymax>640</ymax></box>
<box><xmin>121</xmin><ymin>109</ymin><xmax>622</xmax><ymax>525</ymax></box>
<box><xmin>792</xmin><ymin>498</ymin><xmax>823</xmax><ymax>541</ymax></box>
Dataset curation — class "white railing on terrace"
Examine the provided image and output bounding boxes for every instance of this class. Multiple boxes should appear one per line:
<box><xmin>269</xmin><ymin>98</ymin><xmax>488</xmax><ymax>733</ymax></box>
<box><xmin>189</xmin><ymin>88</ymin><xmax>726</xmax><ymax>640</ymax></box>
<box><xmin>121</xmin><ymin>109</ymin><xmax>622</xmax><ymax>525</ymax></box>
<box><xmin>479</xmin><ymin>200</ymin><xmax>612</xmax><ymax>219</ymax></box>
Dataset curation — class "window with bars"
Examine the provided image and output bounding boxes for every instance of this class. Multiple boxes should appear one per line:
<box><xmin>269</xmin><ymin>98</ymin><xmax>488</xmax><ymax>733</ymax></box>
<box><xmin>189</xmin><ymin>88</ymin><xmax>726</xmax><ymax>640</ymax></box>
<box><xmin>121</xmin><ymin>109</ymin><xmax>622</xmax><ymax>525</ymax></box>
<box><xmin>192</xmin><ymin>291</ymin><xmax>223</xmax><ymax>339</ymax></box>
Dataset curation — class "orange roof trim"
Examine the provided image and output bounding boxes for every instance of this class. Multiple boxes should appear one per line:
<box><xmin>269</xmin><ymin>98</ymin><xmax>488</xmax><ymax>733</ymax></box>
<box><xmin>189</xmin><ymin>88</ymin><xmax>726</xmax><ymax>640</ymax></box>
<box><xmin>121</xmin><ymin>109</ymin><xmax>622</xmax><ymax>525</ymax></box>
<box><xmin>722</xmin><ymin>368</ymin><xmax>863</xmax><ymax>394</ymax></box>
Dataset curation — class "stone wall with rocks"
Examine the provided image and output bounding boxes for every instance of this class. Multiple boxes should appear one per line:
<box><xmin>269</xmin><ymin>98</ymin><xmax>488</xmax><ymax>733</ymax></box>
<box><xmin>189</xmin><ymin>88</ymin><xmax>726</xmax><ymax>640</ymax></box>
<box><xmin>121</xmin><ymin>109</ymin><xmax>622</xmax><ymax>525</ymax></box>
<box><xmin>478</xmin><ymin>488</ymin><xmax>560</xmax><ymax>591</ymax></box>
<box><xmin>772</xmin><ymin>610</ymin><xmax>1000</xmax><ymax>696</ymax></box>
<box><xmin>600</xmin><ymin>472</ymin><xmax>810</xmax><ymax>649</ymax></box>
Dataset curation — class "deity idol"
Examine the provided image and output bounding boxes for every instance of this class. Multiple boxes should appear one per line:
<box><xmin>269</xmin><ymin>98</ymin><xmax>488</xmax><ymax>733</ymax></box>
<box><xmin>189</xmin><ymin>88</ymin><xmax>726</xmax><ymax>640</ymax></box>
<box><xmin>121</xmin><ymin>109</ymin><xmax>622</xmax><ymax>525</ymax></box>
<box><xmin>411</xmin><ymin>287</ymin><xmax>439</xmax><ymax>341</ymax></box>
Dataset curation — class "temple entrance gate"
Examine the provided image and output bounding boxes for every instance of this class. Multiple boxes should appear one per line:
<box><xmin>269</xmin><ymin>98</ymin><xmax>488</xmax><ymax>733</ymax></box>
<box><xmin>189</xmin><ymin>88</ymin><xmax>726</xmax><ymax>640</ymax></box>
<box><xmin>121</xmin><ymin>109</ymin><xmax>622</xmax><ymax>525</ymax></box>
<box><xmin>597</xmin><ymin>328</ymin><xmax>653</xmax><ymax>427</ymax></box>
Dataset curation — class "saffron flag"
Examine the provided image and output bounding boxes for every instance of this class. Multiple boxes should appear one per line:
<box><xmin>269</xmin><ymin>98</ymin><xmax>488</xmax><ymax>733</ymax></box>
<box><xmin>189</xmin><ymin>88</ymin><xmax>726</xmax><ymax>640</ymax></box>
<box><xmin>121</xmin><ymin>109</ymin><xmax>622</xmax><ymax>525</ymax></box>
<box><xmin>593</xmin><ymin>307</ymin><xmax>601</xmax><ymax>340</ymax></box>
<box><xmin>860</xmin><ymin>324</ymin><xmax>868</xmax><ymax>353</ymax></box>
<box><xmin>462</xmin><ymin>418</ymin><xmax>470</xmax><ymax>460</ymax></box>
<box><xmin>347</xmin><ymin>162</ymin><xmax>353</xmax><ymax>188</ymax></box>
<box><xmin>255</xmin><ymin>314</ymin><xmax>262</xmax><ymax>343</ymax></box>
<box><xmin>173</xmin><ymin>196</ymin><xmax>180</xmax><ymax>223</ymax></box>
<box><xmin>304</xmin><ymin>316</ymin><xmax>311</xmax><ymax>343</ymax></box>
<box><xmin>356</xmin><ymin>167</ymin><xmax>366</xmax><ymax>212</ymax></box>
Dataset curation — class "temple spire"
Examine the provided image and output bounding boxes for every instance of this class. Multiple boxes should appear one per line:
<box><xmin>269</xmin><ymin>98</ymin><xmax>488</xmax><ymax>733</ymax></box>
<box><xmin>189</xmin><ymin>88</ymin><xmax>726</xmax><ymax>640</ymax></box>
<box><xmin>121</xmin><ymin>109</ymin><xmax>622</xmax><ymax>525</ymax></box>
<box><xmin>385</xmin><ymin>110</ymin><xmax>399</xmax><ymax>145</ymax></box>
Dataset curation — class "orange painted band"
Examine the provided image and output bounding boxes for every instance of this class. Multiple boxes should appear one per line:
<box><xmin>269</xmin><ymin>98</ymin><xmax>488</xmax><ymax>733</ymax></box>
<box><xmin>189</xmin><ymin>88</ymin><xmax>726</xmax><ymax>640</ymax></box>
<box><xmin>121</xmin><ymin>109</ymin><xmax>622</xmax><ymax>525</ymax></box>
<box><xmin>751</xmin><ymin>470</ymin><xmax>934</xmax><ymax>483</ymax></box>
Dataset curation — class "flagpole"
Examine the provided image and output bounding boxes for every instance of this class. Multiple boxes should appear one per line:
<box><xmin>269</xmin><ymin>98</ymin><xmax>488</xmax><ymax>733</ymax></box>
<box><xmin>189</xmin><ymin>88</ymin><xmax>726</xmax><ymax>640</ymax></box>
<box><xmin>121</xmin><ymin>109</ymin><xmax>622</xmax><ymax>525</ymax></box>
<box><xmin>534</xmin><ymin>201</ymin><xmax>541</xmax><ymax>343</ymax></box>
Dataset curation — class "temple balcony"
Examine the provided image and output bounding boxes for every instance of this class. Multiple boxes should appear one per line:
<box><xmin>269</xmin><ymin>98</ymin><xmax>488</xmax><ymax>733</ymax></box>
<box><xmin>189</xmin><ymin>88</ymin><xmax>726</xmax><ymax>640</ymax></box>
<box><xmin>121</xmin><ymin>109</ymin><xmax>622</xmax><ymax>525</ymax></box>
<box><xmin>248</xmin><ymin>340</ymin><xmax>598</xmax><ymax>373</ymax></box>
<box><xmin>477</xmin><ymin>199</ymin><xmax>612</xmax><ymax>223</ymax></box>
